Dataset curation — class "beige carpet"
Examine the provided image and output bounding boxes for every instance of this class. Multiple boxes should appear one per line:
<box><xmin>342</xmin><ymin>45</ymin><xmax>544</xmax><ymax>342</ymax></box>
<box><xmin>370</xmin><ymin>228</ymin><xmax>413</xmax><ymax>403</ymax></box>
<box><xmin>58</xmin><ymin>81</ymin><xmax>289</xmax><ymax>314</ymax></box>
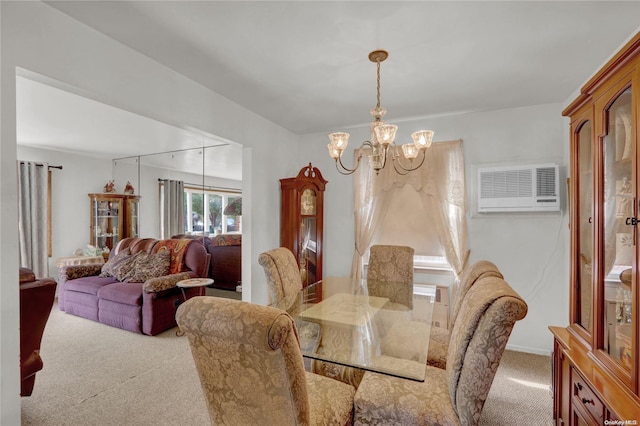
<box><xmin>22</xmin><ymin>296</ymin><xmax>552</xmax><ymax>425</ymax></box>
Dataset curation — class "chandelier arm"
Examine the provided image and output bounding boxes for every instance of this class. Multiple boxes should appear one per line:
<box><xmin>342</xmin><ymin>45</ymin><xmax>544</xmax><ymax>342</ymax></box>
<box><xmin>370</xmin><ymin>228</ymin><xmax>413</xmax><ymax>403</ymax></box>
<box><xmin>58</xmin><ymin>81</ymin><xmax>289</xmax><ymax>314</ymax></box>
<box><xmin>334</xmin><ymin>140</ymin><xmax>373</xmax><ymax>175</ymax></box>
<box><xmin>334</xmin><ymin>159</ymin><xmax>358</xmax><ymax>175</ymax></box>
<box><xmin>391</xmin><ymin>160</ymin><xmax>411</xmax><ymax>176</ymax></box>
<box><xmin>335</xmin><ymin>155</ymin><xmax>360</xmax><ymax>175</ymax></box>
<box><xmin>392</xmin><ymin>149</ymin><xmax>427</xmax><ymax>173</ymax></box>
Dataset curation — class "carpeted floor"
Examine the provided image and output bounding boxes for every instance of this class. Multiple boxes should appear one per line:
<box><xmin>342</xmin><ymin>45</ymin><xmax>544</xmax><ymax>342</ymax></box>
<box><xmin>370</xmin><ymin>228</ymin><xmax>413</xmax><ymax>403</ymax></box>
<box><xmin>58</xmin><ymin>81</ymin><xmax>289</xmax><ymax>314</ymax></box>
<box><xmin>22</xmin><ymin>295</ymin><xmax>552</xmax><ymax>425</ymax></box>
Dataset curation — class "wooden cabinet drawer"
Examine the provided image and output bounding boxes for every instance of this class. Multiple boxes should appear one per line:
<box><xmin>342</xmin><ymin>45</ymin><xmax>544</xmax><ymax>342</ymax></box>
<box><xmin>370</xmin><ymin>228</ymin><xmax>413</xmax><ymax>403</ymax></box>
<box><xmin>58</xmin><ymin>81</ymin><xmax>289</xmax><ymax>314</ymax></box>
<box><xmin>571</xmin><ymin>368</ymin><xmax>604</xmax><ymax>425</ymax></box>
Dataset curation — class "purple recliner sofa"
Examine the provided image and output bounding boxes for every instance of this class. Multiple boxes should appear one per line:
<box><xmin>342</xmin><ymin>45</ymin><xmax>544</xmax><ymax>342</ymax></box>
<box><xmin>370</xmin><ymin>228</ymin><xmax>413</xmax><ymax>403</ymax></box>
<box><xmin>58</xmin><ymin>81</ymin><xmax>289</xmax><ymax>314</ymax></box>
<box><xmin>172</xmin><ymin>233</ymin><xmax>242</xmax><ymax>291</ymax></box>
<box><xmin>58</xmin><ymin>237</ymin><xmax>210</xmax><ymax>335</ymax></box>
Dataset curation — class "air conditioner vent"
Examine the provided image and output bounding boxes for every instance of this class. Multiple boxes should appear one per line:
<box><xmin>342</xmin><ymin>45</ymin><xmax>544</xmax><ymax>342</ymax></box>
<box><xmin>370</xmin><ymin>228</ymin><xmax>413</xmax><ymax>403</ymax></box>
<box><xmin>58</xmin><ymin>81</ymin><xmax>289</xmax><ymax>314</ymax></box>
<box><xmin>478</xmin><ymin>163</ymin><xmax>560</xmax><ymax>212</ymax></box>
<box><xmin>480</xmin><ymin>169</ymin><xmax>532</xmax><ymax>198</ymax></box>
<box><xmin>536</xmin><ymin>167</ymin><xmax>557</xmax><ymax>197</ymax></box>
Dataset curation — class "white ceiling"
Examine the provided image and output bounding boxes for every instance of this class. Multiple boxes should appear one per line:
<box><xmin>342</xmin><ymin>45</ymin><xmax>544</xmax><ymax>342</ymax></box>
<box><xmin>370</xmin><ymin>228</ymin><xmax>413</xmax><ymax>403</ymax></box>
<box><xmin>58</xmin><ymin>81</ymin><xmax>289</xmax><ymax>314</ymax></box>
<box><xmin>17</xmin><ymin>76</ymin><xmax>243</xmax><ymax>180</ymax></box>
<box><xmin>17</xmin><ymin>1</ymin><xmax>640</xmax><ymax>176</ymax></box>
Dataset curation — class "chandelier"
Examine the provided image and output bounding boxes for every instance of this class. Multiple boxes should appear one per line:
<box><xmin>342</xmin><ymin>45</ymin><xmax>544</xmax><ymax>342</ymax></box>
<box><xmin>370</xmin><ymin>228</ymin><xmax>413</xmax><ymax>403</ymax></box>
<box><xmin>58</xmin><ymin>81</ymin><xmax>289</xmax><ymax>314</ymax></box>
<box><xmin>327</xmin><ymin>50</ymin><xmax>434</xmax><ymax>175</ymax></box>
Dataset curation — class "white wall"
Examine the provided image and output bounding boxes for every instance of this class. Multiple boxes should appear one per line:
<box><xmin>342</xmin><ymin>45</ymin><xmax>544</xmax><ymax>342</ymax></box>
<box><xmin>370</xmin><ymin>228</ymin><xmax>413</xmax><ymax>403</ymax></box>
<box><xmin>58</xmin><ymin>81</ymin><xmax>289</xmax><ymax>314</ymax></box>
<box><xmin>1</xmin><ymin>3</ymin><xmax>298</xmax><ymax>422</ymax></box>
<box><xmin>300</xmin><ymin>103</ymin><xmax>569</xmax><ymax>355</ymax></box>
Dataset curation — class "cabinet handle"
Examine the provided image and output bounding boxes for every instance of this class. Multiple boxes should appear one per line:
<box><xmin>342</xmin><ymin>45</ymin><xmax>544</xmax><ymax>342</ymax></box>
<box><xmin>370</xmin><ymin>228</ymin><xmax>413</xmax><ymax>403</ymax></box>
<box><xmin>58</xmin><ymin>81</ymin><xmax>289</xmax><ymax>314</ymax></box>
<box><xmin>576</xmin><ymin>382</ymin><xmax>583</xmax><ymax>391</ymax></box>
<box><xmin>581</xmin><ymin>397</ymin><xmax>595</xmax><ymax>406</ymax></box>
<box><xmin>588</xmin><ymin>217</ymin><xmax>592</xmax><ymax>223</ymax></box>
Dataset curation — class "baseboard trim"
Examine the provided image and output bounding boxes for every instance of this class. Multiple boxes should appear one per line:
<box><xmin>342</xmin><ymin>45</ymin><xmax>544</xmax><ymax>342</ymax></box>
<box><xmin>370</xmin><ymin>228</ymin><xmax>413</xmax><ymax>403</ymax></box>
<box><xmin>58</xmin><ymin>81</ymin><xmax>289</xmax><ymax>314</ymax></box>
<box><xmin>506</xmin><ymin>343</ymin><xmax>552</xmax><ymax>356</ymax></box>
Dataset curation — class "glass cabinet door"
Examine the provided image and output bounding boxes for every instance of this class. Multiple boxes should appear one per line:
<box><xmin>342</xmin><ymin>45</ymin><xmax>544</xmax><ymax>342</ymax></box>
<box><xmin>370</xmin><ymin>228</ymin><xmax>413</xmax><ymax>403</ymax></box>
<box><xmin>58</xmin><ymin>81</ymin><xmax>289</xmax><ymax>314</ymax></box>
<box><xmin>91</xmin><ymin>196</ymin><xmax>122</xmax><ymax>251</ymax></box>
<box><xmin>300</xmin><ymin>188</ymin><xmax>318</xmax><ymax>287</ymax></box>
<box><xmin>601</xmin><ymin>86</ymin><xmax>633</xmax><ymax>371</ymax></box>
<box><xmin>127</xmin><ymin>196</ymin><xmax>140</xmax><ymax>238</ymax></box>
<box><xmin>577</xmin><ymin>120</ymin><xmax>594</xmax><ymax>333</ymax></box>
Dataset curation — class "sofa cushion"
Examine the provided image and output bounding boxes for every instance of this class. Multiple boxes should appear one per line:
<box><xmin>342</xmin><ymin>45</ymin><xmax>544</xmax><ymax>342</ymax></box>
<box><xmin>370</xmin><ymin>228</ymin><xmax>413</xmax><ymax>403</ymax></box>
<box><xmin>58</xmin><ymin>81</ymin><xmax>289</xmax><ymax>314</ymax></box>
<box><xmin>211</xmin><ymin>233</ymin><xmax>241</xmax><ymax>247</ymax></box>
<box><xmin>97</xmin><ymin>282</ymin><xmax>144</xmax><ymax>305</ymax></box>
<box><xmin>65</xmin><ymin>276</ymin><xmax>118</xmax><ymax>295</ymax></box>
<box><xmin>99</xmin><ymin>249</ymin><xmax>132</xmax><ymax>277</ymax></box>
<box><xmin>112</xmin><ymin>252</ymin><xmax>141</xmax><ymax>282</ymax></box>
<box><xmin>126</xmin><ymin>251</ymin><xmax>171</xmax><ymax>283</ymax></box>
<box><xmin>153</xmin><ymin>239</ymin><xmax>192</xmax><ymax>274</ymax></box>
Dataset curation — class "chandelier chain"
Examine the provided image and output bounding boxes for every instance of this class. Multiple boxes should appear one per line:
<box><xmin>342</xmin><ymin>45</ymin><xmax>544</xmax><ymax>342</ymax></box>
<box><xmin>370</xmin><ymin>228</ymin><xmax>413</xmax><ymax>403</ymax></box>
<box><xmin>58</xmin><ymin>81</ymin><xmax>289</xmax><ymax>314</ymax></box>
<box><xmin>376</xmin><ymin>59</ymin><xmax>381</xmax><ymax>109</ymax></box>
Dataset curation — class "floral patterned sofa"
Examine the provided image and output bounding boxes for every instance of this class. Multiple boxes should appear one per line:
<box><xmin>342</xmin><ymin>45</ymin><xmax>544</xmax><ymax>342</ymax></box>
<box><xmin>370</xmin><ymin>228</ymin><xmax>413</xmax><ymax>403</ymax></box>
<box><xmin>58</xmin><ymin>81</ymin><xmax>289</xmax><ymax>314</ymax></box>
<box><xmin>58</xmin><ymin>237</ymin><xmax>210</xmax><ymax>335</ymax></box>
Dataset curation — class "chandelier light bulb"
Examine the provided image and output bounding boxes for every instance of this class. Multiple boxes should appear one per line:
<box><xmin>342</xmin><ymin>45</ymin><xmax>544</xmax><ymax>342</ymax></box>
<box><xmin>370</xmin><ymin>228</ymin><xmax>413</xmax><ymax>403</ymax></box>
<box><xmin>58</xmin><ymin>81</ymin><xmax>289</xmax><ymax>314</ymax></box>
<box><xmin>402</xmin><ymin>143</ymin><xmax>419</xmax><ymax>159</ymax></box>
<box><xmin>327</xmin><ymin>143</ymin><xmax>341</xmax><ymax>159</ymax></box>
<box><xmin>328</xmin><ymin>132</ymin><xmax>350</xmax><ymax>150</ymax></box>
<box><xmin>374</xmin><ymin>124</ymin><xmax>398</xmax><ymax>147</ymax></box>
<box><xmin>412</xmin><ymin>130</ymin><xmax>434</xmax><ymax>149</ymax></box>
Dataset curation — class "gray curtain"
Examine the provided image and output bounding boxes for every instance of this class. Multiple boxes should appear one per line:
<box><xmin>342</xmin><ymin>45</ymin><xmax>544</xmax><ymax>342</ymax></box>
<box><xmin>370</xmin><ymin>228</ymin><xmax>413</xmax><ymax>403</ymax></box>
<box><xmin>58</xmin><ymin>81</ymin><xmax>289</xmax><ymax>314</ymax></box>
<box><xmin>18</xmin><ymin>161</ymin><xmax>49</xmax><ymax>278</ymax></box>
<box><xmin>162</xmin><ymin>180</ymin><xmax>185</xmax><ymax>238</ymax></box>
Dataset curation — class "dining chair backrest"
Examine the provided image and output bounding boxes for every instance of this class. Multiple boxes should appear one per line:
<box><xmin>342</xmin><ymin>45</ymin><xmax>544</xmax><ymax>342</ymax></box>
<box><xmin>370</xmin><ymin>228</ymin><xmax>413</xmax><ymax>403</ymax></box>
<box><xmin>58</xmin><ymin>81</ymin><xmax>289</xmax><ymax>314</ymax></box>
<box><xmin>445</xmin><ymin>275</ymin><xmax>527</xmax><ymax>424</ymax></box>
<box><xmin>367</xmin><ymin>245</ymin><xmax>414</xmax><ymax>309</ymax></box>
<box><xmin>258</xmin><ymin>247</ymin><xmax>303</xmax><ymax>305</ymax></box>
<box><xmin>176</xmin><ymin>296</ymin><xmax>312</xmax><ymax>424</ymax></box>
<box><xmin>449</xmin><ymin>260</ymin><xmax>503</xmax><ymax>330</ymax></box>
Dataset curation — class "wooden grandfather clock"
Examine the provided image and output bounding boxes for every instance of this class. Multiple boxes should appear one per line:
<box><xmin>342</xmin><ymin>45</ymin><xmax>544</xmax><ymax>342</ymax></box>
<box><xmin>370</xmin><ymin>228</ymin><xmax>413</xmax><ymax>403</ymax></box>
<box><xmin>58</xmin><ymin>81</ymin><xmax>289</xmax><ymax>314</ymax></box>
<box><xmin>280</xmin><ymin>163</ymin><xmax>327</xmax><ymax>287</ymax></box>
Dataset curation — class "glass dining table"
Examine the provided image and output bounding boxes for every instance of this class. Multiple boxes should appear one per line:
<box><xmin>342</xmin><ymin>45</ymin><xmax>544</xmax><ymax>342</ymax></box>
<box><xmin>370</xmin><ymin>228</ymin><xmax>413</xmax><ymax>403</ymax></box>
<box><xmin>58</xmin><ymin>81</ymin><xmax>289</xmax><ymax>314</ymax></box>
<box><xmin>271</xmin><ymin>276</ymin><xmax>437</xmax><ymax>382</ymax></box>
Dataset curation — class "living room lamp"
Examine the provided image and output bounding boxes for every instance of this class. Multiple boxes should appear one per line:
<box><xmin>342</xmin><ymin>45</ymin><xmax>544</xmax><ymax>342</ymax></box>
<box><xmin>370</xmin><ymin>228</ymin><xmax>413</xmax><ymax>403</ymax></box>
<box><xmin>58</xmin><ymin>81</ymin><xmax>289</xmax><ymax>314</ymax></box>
<box><xmin>327</xmin><ymin>49</ymin><xmax>434</xmax><ymax>175</ymax></box>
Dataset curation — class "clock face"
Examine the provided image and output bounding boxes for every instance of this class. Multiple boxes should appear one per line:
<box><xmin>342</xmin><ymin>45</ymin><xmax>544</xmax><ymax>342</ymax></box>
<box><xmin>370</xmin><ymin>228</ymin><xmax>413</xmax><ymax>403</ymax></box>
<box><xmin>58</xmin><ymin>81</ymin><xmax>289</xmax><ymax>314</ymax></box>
<box><xmin>301</xmin><ymin>189</ymin><xmax>316</xmax><ymax>215</ymax></box>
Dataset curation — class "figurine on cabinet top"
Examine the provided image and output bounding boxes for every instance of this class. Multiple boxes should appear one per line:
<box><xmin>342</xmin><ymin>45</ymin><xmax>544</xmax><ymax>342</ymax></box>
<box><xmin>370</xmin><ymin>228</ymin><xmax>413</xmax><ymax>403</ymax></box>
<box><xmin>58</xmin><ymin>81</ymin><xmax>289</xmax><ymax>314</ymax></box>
<box><xmin>103</xmin><ymin>180</ymin><xmax>115</xmax><ymax>193</ymax></box>
<box><xmin>123</xmin><ymin>181</ymin><xmax>135</xmax><ymax>194</ymax></box>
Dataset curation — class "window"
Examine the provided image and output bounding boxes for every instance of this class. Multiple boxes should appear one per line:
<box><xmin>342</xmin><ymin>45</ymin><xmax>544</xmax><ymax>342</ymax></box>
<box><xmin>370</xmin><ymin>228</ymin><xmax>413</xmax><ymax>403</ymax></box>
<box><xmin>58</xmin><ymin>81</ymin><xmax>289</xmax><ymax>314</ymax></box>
<box><xmin>370</xmin><ymin>184</ymin><xmax>451</xmax><ymax>271</ymax></box>
<box><xmin>183</xmin><ymin>187</ymin><xmax>241</xmax><ymax>235</ymax></box>
<box><xmin>161</xmin><ymin>182</ymin><xmax>241</xmax><ymax>236</ymax></box>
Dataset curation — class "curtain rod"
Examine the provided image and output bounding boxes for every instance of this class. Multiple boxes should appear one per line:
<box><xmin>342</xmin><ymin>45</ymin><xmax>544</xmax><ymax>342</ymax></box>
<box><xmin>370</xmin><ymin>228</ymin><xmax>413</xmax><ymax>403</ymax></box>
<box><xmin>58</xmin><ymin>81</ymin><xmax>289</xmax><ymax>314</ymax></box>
<box><xmin>157</xmin><ymin>178</ymin><xmax>239</xmax><ymax>192</ymax></box>
<box><xmin>19</xmin><ymin>161</ymin><xmax>63</xmax><ymax>170</ymax></box>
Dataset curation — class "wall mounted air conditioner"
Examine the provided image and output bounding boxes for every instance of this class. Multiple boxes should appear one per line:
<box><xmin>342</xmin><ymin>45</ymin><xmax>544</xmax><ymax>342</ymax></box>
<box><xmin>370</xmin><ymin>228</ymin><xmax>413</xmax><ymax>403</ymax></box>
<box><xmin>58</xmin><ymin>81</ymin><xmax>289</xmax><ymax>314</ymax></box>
<box><xmin>477</xmin><ymin>163</ymin><xmax>560</xmax><ymax>212</ymax></box>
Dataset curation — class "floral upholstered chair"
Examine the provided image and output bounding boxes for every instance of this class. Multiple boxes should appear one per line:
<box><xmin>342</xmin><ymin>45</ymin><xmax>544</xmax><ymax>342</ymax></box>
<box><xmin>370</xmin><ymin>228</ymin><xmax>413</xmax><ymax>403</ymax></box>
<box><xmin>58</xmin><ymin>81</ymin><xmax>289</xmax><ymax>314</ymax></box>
<box><xmin>176</xmin><ymin>296</ymin><xmax>355</xmax><ymax>426</ymax></box>
<box><xmin>367</xmin><ymin>245</ymin><xmax>415</xmax><ymax>310</ymax></box>
<box><xmin>427</xmin><ymin>260</ymin><xmax>503</xmax><ymax>369</ymax></box>
<box><xmin>258</xmin><ymin>247</ymin><xmax>303</xmax><ymax>306</ymax></box>
<box><xmin>258</xmin><ymin>247</ymin><xmax>323</xmax><ymax>374</ymax></box>
<box><xmin>353</xmin><ymin>276</ymin><xmax>527</xmax><ymax>425</ymax></box>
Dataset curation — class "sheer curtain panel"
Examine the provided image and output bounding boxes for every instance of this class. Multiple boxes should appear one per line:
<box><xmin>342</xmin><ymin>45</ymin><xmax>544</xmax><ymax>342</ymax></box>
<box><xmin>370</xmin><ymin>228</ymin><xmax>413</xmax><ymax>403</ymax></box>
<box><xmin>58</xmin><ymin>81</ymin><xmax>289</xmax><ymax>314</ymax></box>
<box><xmin>18</xmin><ymin>161</ymin><xmax>49</xmax><ymax>278</ymax></box>
<box><xmin>351</xmin><ymin>140</ymin><xmax>469</xmax><ymax>281</ymax></box>
<box><xmin>351</xmin><ymin>147</ymin><xmax>393</xmax><ymax>279</ymax></box>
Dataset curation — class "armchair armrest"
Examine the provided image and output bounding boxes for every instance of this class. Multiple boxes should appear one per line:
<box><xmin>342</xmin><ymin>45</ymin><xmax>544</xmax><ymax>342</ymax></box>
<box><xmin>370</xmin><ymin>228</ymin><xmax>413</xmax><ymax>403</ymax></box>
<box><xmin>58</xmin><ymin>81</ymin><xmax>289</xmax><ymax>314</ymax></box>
<box><xmin>143</xmin><ymin>272</ymin><xmax>193</xmax><ymax>293</ymax></box>
<box><xmin>60</xmin><ymin>264</ymin><xmax>103</xmax><ymax>283</ymax></box>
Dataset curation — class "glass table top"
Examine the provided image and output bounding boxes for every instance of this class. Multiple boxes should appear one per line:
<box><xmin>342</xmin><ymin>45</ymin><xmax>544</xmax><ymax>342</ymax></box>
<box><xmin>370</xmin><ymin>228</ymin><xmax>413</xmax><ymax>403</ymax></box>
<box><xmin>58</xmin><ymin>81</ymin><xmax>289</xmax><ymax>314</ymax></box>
<box><xmin>272</xmin><ymin>276</ymin><xmax>436</xmax><ymax>381</ymax></box>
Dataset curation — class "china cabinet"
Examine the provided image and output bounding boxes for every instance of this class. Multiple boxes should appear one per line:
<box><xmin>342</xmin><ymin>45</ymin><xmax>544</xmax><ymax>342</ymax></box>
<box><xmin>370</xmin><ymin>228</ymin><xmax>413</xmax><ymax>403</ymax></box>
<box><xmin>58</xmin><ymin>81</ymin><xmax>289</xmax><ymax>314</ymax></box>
<box><xmin>280</xmin><ymin>164</ymin><xmax>327</xmax><ymax>287</ymax></box>
<box><xmin>89</xmin><ymin>193</ymin><xmax>141</xmax><ymax>254</ymax></box>
<box><xmin>550</xmin><ymin>32</ymin><xmax>640</xmax><ymax>423</ymax></box>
